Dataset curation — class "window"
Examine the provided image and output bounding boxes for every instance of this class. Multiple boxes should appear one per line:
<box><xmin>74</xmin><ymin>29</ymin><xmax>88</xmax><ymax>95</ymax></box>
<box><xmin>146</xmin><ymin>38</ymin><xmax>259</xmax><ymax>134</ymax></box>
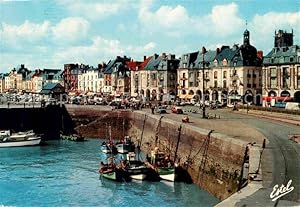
<box><xmin>270</xmin><ymin>68</ymin><xmax>277</xmax><ymax>77</ymax></box>
<box><xmin>183</xmin><ymin>73</ymin><xmax>186</xmax><ymax>78</ymax></box>
<box><xmin>205</xmin><ymin>72</ymin><xmax>209</xmax><ymax>78</ymax></box>
<box><xmin>223</xmin><ymin>80</ymin><xmax>227</xmax><ymax>88</ymax></box>
<box><xmin>297</xmin><ymin>66</ymin><xmax>300</xmax><ymax>88</ymax></box>
<box><xmin>214</xmin><ymin>71</ymin><xmax>218</xmax><ymax>79</ymax></box>
<box><xmin>223</xmin><ymin>71</ymin><xmax>227</xmax><ymax>79</ymax></box>
<box><xmin>282</xmin><ymin>67</ymin><xmax>289</xmax><ymax>88</ymax></box>
<box><xmin>214</xmin><ymin>80</ymin><xmax>218</xmax><ymax>88</ymax></box>
<box><xmin>189</xmin><ymin>73</ymin><xmax>192</xmax><ymax>78</ymax></box>
<box><xmin>270</xmin><ymin>78</ymin><xmax>277</xmax><ymax>88</ymax></box>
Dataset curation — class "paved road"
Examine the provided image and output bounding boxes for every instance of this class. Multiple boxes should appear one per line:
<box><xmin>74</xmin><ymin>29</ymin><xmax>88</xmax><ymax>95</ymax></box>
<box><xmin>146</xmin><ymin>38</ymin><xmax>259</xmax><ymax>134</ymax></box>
<box><xmin>182</xmin><ymin>107</ymin><xmax>300</xmax><ymax>206</ymax></box>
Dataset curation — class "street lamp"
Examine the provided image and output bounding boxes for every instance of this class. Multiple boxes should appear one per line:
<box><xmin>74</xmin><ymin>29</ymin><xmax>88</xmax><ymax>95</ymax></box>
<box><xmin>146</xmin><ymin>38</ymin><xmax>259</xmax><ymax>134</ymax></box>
<box><xmin>201</xmin><ymin>47</ymin><xmax>207</xmax><ymax>118</ymax></box>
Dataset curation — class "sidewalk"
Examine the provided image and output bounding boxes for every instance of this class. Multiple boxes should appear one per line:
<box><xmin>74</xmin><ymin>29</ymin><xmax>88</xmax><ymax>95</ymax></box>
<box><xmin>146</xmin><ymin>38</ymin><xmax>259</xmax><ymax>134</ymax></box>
<box><xmin>237</xmin><ymin>109</ymin><xmax>300</xmax><ymax>126</ymax></box>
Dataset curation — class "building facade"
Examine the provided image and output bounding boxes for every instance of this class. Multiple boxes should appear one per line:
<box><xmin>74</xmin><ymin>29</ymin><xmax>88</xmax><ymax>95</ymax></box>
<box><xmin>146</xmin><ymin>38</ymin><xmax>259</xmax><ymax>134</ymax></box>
<box><xmin>262</xmin><ymin>30</ymin><xmax>300</xmax><ymax>106</ymax></box>
<box><xmin>78</xmin><ymin>67</ymin><xmax>104</xmax><ymax>93</ymax></box>
<box><xmin>177</xmin><ymin>30</ymin><xmax>262</xmax><ymax>105</ymax></box>
<box><xmin>131</xmin><ymin>53</ymin><xmax>179</xmax><ymax>102</ymax></box>
<box><xmin>64</xmin><ymin>64</ymin><xmax>87</xmax><ymax>92</ymax></box>
<box><xmin>0</xmin><ymin>73</ymin><xmax>6</xmax><ymax>93</ymax></box>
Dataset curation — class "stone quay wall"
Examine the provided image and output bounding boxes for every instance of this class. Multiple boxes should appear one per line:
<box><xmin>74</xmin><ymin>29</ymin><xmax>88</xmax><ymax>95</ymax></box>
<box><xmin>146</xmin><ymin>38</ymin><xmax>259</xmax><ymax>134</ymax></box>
<box><xmin>67</xmin><ymin>106</ymin><xmax>247</xmax><ymax>201</ymax></box>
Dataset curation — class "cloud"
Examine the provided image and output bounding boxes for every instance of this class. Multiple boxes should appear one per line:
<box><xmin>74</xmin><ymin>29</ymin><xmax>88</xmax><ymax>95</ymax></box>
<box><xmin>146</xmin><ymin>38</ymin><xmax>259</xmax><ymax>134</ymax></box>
<box><xmin>53</xmin><ymin>36</ymin><xmax>158</xmax><ymax>67</ymax></box>
<box><xmin>138</xmin><ymin>2</ymin><xmax>190</xmax><ymax>36</ymax></box>
<box><xmin>249</xmin><ymin>11</ymin><xmax>300</xmax><ymax>51</ymax></box>
<box><xmin>53</xmin><ymin>36</ymin><xmax>125</xmax><ymax>65</ymax></box>
<box><xmin>0</xmin><ymin>20</ymin><xmax>50</xmax><ymax>47</ymax></box>
<box><xmin>57</xmin><ymin>0</ymin><xmax>135</xmax><ymax>20</ymax></box>
<box><xmin>205</xmin><ymin>3</ymin><xmax>244</xmax><ymax>36</ymax></box>
<box><xmin>52</xmin><ymin>17</ymin><xmax>90</xmax><ymax>43</ymax></box>
<box><xmin>138</xmin><ymin>2</ymin><xmax>243</xmax><ymax>38</ymax></box>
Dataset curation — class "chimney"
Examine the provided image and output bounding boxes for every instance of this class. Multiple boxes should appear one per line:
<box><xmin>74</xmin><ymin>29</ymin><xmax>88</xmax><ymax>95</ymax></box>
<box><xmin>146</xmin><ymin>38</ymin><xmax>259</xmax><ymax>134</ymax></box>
<box><xmin>257</xmin><ymin>50</ymin><xmax>263</xmax><ymax>59</ymax></box>
<box><xmin>162</xmin><ymin>53</ymin><xmax>166</xmax><ymax>59</ymax></box>
<box><xmin>154</xmin><ymin>54</ymin><xmax>159</xmax><ymax>59</ymax></box>
<box><xmin>144</xmin><ymin>56</ymin><xmax>146</xmax><ymax>61</ymax></box>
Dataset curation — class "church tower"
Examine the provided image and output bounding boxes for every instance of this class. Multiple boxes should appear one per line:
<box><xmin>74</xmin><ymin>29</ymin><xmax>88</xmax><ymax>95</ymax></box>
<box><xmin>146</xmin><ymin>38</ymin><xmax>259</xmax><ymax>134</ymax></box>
<box><xmin>243</xmin><ymin>29</ymin><xmax>250</xmax><ymax>46</ymax></box>
<box><xmin>274</xmin><ymin>30</ymin><xmax>293</xmax><ymax>48</ymax></box>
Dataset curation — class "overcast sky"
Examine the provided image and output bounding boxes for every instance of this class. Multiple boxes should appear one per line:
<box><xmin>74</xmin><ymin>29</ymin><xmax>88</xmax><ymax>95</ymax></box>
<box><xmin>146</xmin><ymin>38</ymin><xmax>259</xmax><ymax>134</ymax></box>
<box><xmin>0</xmin><ymin>0</ymin><xmax>299</xmax><ymax>72</ymax></box>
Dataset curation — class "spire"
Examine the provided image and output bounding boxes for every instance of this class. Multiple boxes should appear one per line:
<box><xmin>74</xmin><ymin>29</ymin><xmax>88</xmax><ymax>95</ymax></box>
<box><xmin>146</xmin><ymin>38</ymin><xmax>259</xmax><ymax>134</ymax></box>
<box><xmin>243</xmin><ymin>29</ymin><xmax>250</xmax><ymax>46</ymax></box>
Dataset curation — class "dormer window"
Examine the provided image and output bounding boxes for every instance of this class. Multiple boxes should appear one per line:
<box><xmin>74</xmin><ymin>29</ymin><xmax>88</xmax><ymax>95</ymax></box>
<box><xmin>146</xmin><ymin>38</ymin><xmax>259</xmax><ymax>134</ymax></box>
<box><xmin>214</xmin><ymin>59</ymin><xmax>218</xmax><ymax>66</ymax></box>
<box><xmin>290</xmin><ymin>57</ymin><xmax>294</xmax><ymax>62</ymax></box>
<box><xmin>222</xmin><ymin>59</ymin><xmax>227</xmax><ymax>66</ymax></box>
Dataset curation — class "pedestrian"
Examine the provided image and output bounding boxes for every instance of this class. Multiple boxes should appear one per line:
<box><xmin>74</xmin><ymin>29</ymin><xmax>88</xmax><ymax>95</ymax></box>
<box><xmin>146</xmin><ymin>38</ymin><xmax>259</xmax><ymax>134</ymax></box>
<box><xmin>151</xmin><ymin>104</ymin><xmax>155</xmax><ymax>114</ymax></box>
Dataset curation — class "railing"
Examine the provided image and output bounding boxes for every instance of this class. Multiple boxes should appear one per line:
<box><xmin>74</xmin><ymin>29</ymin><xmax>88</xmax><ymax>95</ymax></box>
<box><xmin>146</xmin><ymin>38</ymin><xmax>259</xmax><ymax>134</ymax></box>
<box><xmin>238</xmin><ymin>105</ymin><xmax>300</xmax><ymax>115</ymax></box>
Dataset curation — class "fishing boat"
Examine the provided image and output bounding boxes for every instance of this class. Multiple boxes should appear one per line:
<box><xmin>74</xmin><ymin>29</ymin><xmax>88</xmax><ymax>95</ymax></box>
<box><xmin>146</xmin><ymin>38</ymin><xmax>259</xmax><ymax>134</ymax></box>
<box><xmin>61</xmin><ymin>134</ymin><xmax>85</xmax><ymax>142</ymax></box>
<box><xmin>0</xmin><ymin>130</ymin><xmax>42</xmax><ymax>147</ymax></box>
<box><xmin>99</xmin><ymin>158</ymin><xmax>131</xmax><ymax>182</ymax></box>
<box><xmin>101</xmin><ymin>125</ymin><xmax>118</xmax><ymax>154</ymax></box>
<box><xmin>116</xmin><ymin>136</ymin><xmax>135</xmax><ymax>154</ymax></box>
<box><xmin>124</xmin><ymin>152</ymin><xmax>150</xmax><ymax>181</ymax></box>
<box><xmin>101</xmin><ymin>141</ymin><xmax>118</xmax><ymax>154</ymax></box>
<box><xmin>150</xmin><ymin>148</ymin><xmax>176</xmax><ymax>182</ymax></box>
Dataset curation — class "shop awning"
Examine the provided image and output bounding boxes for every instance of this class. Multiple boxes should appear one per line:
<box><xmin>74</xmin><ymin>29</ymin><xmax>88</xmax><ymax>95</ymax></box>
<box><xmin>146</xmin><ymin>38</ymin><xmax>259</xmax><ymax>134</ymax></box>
<box><xmin>178</xmin><ymin>94</ymin><xmax>186</xmax><ymax>99</ymax></box>
<box><xmin>185</xmin><ymin>95</ymin><xmax>194</xmax><ymax>100</ymax></box>
<box><xmin>262</xmin><ymin>96</ymin><xmax>293</xmax><ymax>101</ymax></box>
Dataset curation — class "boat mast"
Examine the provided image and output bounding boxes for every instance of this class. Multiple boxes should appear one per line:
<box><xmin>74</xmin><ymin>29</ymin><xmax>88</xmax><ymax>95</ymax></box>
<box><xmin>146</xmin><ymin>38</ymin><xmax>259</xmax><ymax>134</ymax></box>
<box><xmin>174</xmin><ymin>125</ymin><xmax>182</xmax><ymax>165</ymax></box>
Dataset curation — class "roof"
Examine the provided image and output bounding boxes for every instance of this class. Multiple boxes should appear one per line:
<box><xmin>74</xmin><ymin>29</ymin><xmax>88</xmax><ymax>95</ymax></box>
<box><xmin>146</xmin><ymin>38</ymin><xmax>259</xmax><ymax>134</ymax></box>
<box><xmin>25</xmin><ymin>71</ymin><xmax>35</xmax><ymax>80</ymax></box>
<box><xmin>144</xmin><ymin>54</ymin><xmax>161</xmax><ymax>71</ymax></box>
<box><xmin>42</xmin><ymin>83</ymin><xmax>62</xmax><ymax>90</ymax></box>
<box><xmin>103</xmin><ymin>59</ymin><xmax>116</xmax><ymax>74</ymax></box>
<box><xmin>194</xmin><ymin>50</ymin><xmax>217</xmax><ymax>68</ymax></box>
<box><xmin>263</xmin><ymin>45</ymin><xmax>300</xmax><ymax>65</ymax></box>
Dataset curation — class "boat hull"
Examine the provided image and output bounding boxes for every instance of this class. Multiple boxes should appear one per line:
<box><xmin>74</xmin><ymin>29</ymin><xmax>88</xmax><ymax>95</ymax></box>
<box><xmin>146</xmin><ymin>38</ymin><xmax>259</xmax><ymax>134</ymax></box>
<box><xmin>101</xmin><ymin>169</ymin><xmax>131</xmax><ymax>182</ymax></box>
<box><xmin>158</xmin><ymin>167</ymin><xmax>175</xmax><ymax>182</ymax></box>
<box><xmin>126</xmin><ymin>165</ymin><xmax>150</xmax><ymax>181</ymax></box>
<box><xmin>102</xmin><ymin>171</ymin><xmax>117</xmax><ymax>181</ymax></box>
<box><xmin>0</xmin><ymin>138</ymin><xmax>41</xmax><ymax>148</ymax></box>
<box><xmin>130</xmin><ymin>174</ymin><xmax>147</xmax><ymax>180</ymax></box>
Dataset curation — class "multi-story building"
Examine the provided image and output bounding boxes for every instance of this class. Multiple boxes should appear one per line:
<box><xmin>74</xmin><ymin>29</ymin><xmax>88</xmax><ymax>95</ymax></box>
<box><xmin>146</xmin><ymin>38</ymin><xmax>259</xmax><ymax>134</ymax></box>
<box><xmin>262</xmin><ymin>30</ymin><xmax>300</xmax><ymax>106</ymax></box>
<box><xmin>0</xmin><ymin>73</ymin><xmax>7</xmax><ymax>93</ymax></box>
<box><xmin>103</xmin><ymin>56</ymin><xmax>131</xmax><ymax>97</ymax></box>
<box><xmin>32</xmin><ymin>70</ymin><xmax>44</xmax><ymax>93</ymax></box>
<box><xmin>78</xmin><ymin>66</ymin><xmax>103</xmax><ymax>93</ymax></box>
<box><xmin>132</xmin><ymin>53</ymin><xmax>179</xmax><ymax>102</ymax></box>
<box><xmin>64</xmin><ymin>64</ymin><xmax>87</xmax><ymax>92</ymax></box>
<box><xmin>177</xmin><ymin>29</ymin><xmax>262</xmax><ymax>105</ymax></box>
<box><xmin>4</xmin><ymin>65</ymin><xmax>30</xmax><ymax>92</ymax></box>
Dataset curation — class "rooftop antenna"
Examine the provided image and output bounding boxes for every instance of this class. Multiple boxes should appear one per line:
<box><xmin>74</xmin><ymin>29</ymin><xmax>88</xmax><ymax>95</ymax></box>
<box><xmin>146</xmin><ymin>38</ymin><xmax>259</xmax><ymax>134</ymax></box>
<box><xmin>245</xmin><ymin>20</ymin><xmax>248</xmax><ymax>28</ymax></box>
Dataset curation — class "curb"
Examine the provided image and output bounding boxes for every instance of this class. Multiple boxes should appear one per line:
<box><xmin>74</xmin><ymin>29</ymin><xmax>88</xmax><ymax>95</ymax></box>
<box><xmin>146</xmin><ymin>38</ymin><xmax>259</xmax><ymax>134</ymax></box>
<box><xmin>215</xmin><ymin>145</ymin><xmax>264</xmax><ymax>207</ymax></box>
<box><xmin>236</xmin><ymin>110</ymin><xmax>300</xmax><ymax>126</ymax></box>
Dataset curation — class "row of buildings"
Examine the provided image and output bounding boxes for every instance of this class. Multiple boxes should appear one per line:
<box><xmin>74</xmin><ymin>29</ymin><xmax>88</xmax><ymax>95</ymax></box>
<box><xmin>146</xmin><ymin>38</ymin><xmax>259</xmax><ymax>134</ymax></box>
<box><xmin>1</xmin><ymin>29</ymin><xmax>300</xmax><ymax>106</ymax></box>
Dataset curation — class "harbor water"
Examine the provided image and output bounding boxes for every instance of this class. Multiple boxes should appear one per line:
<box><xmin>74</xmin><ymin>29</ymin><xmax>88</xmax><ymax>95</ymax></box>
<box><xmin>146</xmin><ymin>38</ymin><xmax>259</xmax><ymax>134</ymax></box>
<box><xmin>0</xmin><ymin>139</ymin><xmax>219</xmax><ymax>207</ymax></box>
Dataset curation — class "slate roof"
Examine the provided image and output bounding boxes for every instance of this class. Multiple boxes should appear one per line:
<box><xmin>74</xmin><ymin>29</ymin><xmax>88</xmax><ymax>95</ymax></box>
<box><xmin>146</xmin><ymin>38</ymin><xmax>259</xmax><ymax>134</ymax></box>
<box><xmin>194</xmin><ymin>50</ymin><xmax>217</xmax><ymax>68</ymax></box>
<box><xmin>144</xmin><ymin>54</ymin><xmax>161</xmax><ymax>71</ymax></box>
<box><xmin>40</xmin><ymin>83</ymin><xmax>63</xmax><ymax>94</ymax></box>
<box><xmin>179</xmin><ymin>51</ymin><xmax>199</xmax><ymax>68</ymax></box>
<box><xmin>103</xmin><ymin>59</ymin><xmax>117</xmax><ymax>74</ymax></box>
<box><xmin>25</xmin><ymin>71</ymin><xmax>35</xmax><ymax>80</ymax></box>
<box><xmin>0</xmin><ymin>73</ymin><xmax>7</xmax><ymax>79</ymax></box>
<box><xmin>263</xmin><ymin>45</ymin><xmax>300</xmax><ymax>65</ymax></box>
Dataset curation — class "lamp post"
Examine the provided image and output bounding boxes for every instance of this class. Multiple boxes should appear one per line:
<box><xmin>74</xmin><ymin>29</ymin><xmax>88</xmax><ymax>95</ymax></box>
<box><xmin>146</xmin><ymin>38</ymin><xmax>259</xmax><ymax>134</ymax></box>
<box><xmin>202</xmin><ymin>47</ymin><xmax>207</xmax><ymax>118</ymax></box>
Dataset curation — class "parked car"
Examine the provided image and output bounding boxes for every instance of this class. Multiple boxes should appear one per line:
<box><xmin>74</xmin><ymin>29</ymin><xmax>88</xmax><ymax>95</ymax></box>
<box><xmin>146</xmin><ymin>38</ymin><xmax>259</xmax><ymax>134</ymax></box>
<box><xmin>156</xmin><ymin>106</ymin><xmax>167</xmax><ymax>114</ymax></box>
<box><xmin>171</xmin><ymin>106</ymin><xmax>183</xmax><ymax>114</ymax></box>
